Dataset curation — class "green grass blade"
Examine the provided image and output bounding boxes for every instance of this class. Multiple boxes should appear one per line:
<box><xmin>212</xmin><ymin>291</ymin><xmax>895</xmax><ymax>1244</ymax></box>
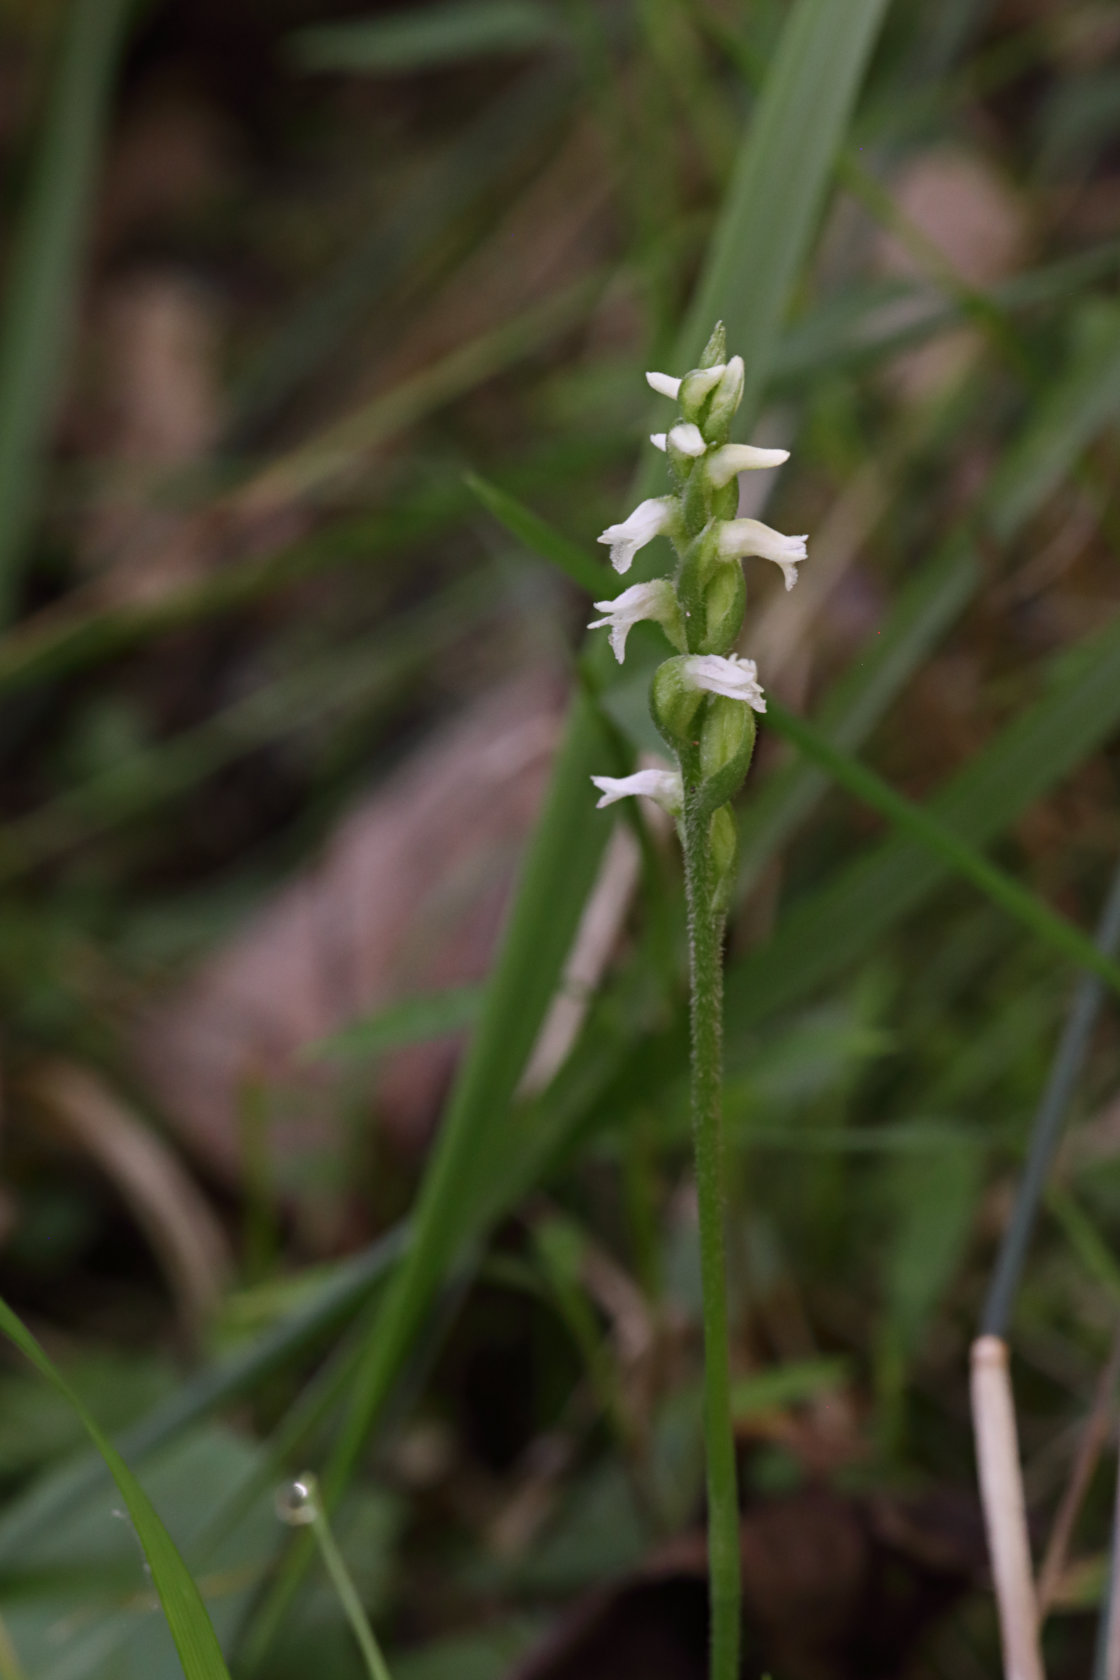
<box><xmin>0</xmin><ymin>1296</ymin><xmax>231</xmax><ymax>1680</ymax></box>
<box><xmin>764</xmin><ymin>695</ymin><xmax>1120</xmax><ymax>998</ymax></box>
<box><xmin>725</xmin><ymin>608</ymin><xmax>1120</xmax><ymax>1034</ymax></box>
<box><xmin>289</xmin><ymin>1</ymin><xmax>560</xmax><ymax>74</ymax></box>
<box><xmin>0</xmin><ymin>0</ymin><xmax>133</xmax><ymax>625</ymax></box>
<box><xmin>463</xmin><ymin>472</ymin><xmax>609</xmax><ymax>595</ymax></box>
<box><xmin>676</xmin><ymin>0</ymin><xmax>893</xmax><ymax>413</ymax></box>
<box><xmin>987</xmin><ymin>298</ymin><xmax>1120</xmax><ymax>543</ymax></box>
<box><xmin>737</xmin><ymin>534</ymin><xmax>979</xmax><ymax>893</ymax></box>
<box><xmin>310</xmin><ymin>986</ymin><xmax>485</xmax><ymax>1063</ymax></box>
<box><xmin>0</xmin><ymin>1226</ymin><xmax>406</xmax><ymax>1563</ymax></box>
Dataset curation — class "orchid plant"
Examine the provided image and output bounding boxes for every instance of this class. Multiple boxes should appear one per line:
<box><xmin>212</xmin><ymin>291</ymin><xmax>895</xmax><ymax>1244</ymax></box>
<box><xmin>588</xmin><ymin>323</ymin><xmax>807</xmax><ymax>1680</ymax></box>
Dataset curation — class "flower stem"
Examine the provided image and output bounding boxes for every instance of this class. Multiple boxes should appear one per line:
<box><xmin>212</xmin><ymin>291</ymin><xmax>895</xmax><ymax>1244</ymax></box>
<box><xmin>681</xmin><ymin>790</ymin><xmax>740</xmax><ymax>1680</ymax></box>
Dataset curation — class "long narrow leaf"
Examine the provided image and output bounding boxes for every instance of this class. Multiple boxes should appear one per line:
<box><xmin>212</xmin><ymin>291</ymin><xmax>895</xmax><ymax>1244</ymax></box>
<box><xmin>0</xmin><ymin>1296</ymin><xmax>231</xmax><ymax>1680</ymax></box>
<box><xmin>764</xmin><ymin>696</ymin><xmax>1120</xmax><ymax>998</ymax></box>
<box><xmin>0</xmin><ymin>0</ymin><xmax>132</xmax><ymax>624</ymax></box>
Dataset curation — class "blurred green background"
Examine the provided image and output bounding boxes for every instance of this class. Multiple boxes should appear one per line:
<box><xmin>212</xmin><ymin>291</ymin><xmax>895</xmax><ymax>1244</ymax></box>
<box><xmin>0</xmin><ymin>1</ymin><xmax>1118</xmax><ymax>1676</ymax></box>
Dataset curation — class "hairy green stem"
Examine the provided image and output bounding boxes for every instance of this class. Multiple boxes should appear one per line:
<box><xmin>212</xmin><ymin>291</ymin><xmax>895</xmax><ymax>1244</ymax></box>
<box><xmin>681</xmin><ymin>789</ymin><xmax>740</xmax><ymax>1680</ymax></box>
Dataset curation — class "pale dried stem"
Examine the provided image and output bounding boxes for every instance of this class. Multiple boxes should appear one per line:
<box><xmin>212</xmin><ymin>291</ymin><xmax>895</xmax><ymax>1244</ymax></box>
<box><xmin>971</xmin><ymin>1335</ymin><xmax>1047</xmax><ymax>1680</ymax></box>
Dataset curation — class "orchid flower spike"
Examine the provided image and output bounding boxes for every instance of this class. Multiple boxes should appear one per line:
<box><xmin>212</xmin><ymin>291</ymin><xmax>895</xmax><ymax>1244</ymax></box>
<box><xmin>706</xmin><ymin>443</ymin><xmax>789</xmax><ymax>487</ymax></box>
<box><xmin>597</xmin><ymin>497</ymin><xmax>676</xmax><ymax>574</ymax></box>
<box><xmin>683</xmin><ymin>652</ymin><xmax>766</xmax><ymax>712</ymax></box>
<box><xmin>591</xmin><ymin>768</ymin><xmax>683</xmax><ymax>816</ymax></box>
<box><xmin>588</xmin><ymin>579</ymin><xmax>683</xmax><ymax>664</ymax></box>
<box><xmin>717</xmin><ymin>518</ymin><xmax>807</xmax><ymax>590</ymax></box>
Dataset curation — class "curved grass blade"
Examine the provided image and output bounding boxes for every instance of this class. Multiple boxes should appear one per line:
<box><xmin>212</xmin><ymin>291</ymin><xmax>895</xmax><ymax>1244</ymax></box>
<box><xmin>288</xmin><ymin>1</ymin><xmax>560</xmax><ymax>75</ymax></box>
<box><xmin>725</xmin><ymin>606</ymin><xmax>1120</xmax><ymax>1035</ymax></box>
<box><xmin>763</xmin><ymin>696</ymin><xmax>1120</xmax><ymax>999</ymax></box>
<box><xmin>463</xmin><ymin>472</ymin><xmax>609</xmax><ymax>595</ymax></box>
<box><xmin>0</xmin><ymin>1296</ymin><xmax>231</xmax><ymax>1680</ymax></box>
<box><xmin>0</xmin><ymin>0</ymin><xmax>133</xmax><ymax>626</ymax></box>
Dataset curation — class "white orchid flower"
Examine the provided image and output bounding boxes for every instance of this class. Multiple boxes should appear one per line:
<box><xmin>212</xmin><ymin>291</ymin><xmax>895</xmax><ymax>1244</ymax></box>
<box><xmin>588</xmin><ymin>579</ymin><xmax>681</xmax><ymax>664</ymax></box>
<box><xmin>706</xmin><ymin>443</ymin><xmax>789</xmax><ymax>487</ymax></box>
<box><xmin>717</xmin><ymin>518</ymin><xmax>807</xmax><ymax>591</ymax></box>
<box><xmin>683</xmin><ymin>653</ymin><xmax>766</xmax><ymax>712</ymax></box>
<box><xmin>597</xmin><ymin>496</ymin><xmax>676</xmax><ymax>574</ymax></box>
<box><xmin>591</xmin><ymin>768</ymin><xmax>683</xmax><ymax>816</ymax></box>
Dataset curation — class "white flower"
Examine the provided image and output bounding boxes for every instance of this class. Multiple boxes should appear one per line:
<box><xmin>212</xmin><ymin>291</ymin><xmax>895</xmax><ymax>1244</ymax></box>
<box><xmin>591</xmin><ymin>768</ymin><xmax>683</xmax><ymax>815</ymax></box>
<box><xmin>717</xmin><ymin>518</ymin><xmax>807</xmax><ymax>590</ymax></box>
<box><xmin>597</xmin><ymin>496</ymin><xmax>675</xmax><ymax>574</ymax></box>
<box><xmin>650</xmin><ymin>432</ymin><xmax>668</xmax><ymax>451</ymax></box>
<box><xmin>683</xmin><ymin>653</ymin><xmax>766</xmax><ymax>712</ymax></box>
<box><xmin>706</xmin><ymin>443</ymin><xmax>789</xmax><ymax>487</ymax></box>
<box><xmin>645</xmin><ymin>370</ymin><xmax>681</xmax><ymax>400</ymax></box>
<box><xmin>588</xmin><ymin>579</ymin><xmax>680</xmax><ymax>664</ymax></box>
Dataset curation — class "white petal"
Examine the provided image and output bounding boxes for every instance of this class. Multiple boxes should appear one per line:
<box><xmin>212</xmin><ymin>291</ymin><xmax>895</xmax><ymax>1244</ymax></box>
<box><xmin>591</xmin><ymin>769</ymin><xmax>683</xmax><ymax>814</ymax></box>
<box><xmin>646</xmin><ymin>370</ymin><xmax>681</xmax><ymax>399</ymax></box>
<box><xmin>717</xmin><ymin>518</ymin><xmax>807</xmax><ymax>589</ymax></box>
<box><xmin>683</xmin><ymin>653</ymin><xmax>767</xmax><ymax>713</ymax></box>
<box><xmin>596</xmin><ymin>497</ymin><xmax>674</xmax><ymax>574</ymax></box>
<box><xmin>650</xmin><ymin>432</ymin><xmax>668</xmax><ymax>451</ymax></box>
<box><xmin>588</xmin><ymin>580</ymin><xmax>678</xmax><ymax>664</ymax></box>
<box><xmin>667</xmin><ymin>422</ymin><xmax>707</xmax><ymax>458</ymax></box>
<box><xmin>706</xmin><ymin>443</ymin><xmax>789</xmax><ymax>488</ymax></box>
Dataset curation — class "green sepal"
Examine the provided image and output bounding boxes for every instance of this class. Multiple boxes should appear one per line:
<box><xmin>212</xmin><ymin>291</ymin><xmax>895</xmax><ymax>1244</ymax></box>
<box><xmin>650</xmin><ymin>656</ymin><xmax>704</xmax><ymax>750</ymax></box>
<box><xmin>697</xmin><ymin>694</ymin><xmax>756</xmax><ymax>812</ymax></box>
<box><xmin>698</xmin><ymin>561</ymin><xmax>745</xmax><ymax>655</ymax></box>
<box><xmin>698</xmin><ymin>321</ymin><xmax>726</xmax><ymax>368</ymax></box>
<box><xmin>676</xmin><ymin>522</ymin><xmax>721</xmax><ymax>650</ymax></box>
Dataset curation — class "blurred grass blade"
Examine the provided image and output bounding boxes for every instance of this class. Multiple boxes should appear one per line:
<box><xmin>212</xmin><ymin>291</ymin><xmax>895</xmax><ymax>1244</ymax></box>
<box><xmin>289</xmin><ymin>1</ymin><xmax>560</xmax><ymax>75</ymax></box>
<box><xmin>0</xmin><ymin>1295</ymin><xmax>232</xmax><ymax>1680</ymax></box>
<box><xmin>676</xmin><ymin>0</ymin><xmax>893</xmax><ymax>413</ymax></box>
<box><xmin>726</xmin><ymin>608</ymin><xmax>1120</xmax><ymax>1034</ymax></box>
<box><xmin>0</xmin><ymin>0</ymin><xmax>133</xmax><ymax>626</ymax></box>
<box><xmin>463</xmin><ymin>472</ymin><xmax>608</xmax><ymax>595</ymax></box>
<box><xmin>310</xmin><ymin>986</ymin><xmax>484</xmax><ymax>1063</ymax></box>
<box><xmin>730</xmin><ymin>1358</ymin><xmax>849</xmax><ymax>1420</ymax></box>
<box><xmin>988</xmin><ymin>299</ymin><xmax>1120</xmax><ymax>543</ymax></box>
<box><xmin>764</xmin><ymin>696</ymin><xmax>1120</xmax><ymax>997</ymax></box>
<box><xmin>0</xmin><ymin>1226</ymin><xmax>407</xmax><ymax>1562</ymax></box>
<box><xmin>737</xmin><ymin>535</ymin><xmax>979</xmax><ymax>893</ymax></box>
<box><xmin>230</xmin><ymin>63</ymin><xmax>571</xmax><ymax>440</ymax></box>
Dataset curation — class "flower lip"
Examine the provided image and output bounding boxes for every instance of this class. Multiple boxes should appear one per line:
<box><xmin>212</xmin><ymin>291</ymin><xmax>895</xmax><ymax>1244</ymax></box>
<box><xmin>588</xmin><ymin>578</ymin><xmax>679</xmax><ymax>664</ymax></box>
<box><xmin>646</xmin><ymin>370</ymin><xmax>681</xmax><ymax>400</ymax></box>
<box><xmin>717</xmin><ymin>518</ymin><xmax>807</xmax><ymax>591</ymax></box>
<box><xmin>591</xmin><ymin>768</ymin><xmax>683</xmax><ymax>815</ymax></box>
<box><xmin>683</xmin><ymin>652</ymin><xmax>767</xmax><ymax>712</ymax></box>
<box><xmin>650</xmin><ymin>432</ymin><xmax>668</xmax><ymax>452</ymax></box>
<box><xmin>706</xmin><ymin>443</ymin><xmax>789</xmax><ymax>488</ymax></box>
<box><xmin>597</xmin><ymin>496</ymin><xmax>675</xmax><ymax>574</ymax></box>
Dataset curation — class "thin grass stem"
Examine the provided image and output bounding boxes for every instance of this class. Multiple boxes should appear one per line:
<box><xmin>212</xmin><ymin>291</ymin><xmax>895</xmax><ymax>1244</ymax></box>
<box><xmin>278</xmin><ymin>1474</ymin><xmax>393</xmax><ymax>1680</ymax></box>
<box><xmin>970</xmin><ymin>1335</ymin><xmax>1045</xmax><ymax>1680</ymax></box>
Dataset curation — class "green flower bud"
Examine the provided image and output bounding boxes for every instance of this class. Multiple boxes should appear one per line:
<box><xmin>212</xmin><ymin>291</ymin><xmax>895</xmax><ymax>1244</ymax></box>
<box><xmin>650</xmin><ymin>655</ymin><xmax>704</xmax><ymax>750</ymax></box>
<box><xmin>676</xmin><ymin>523</ymin><xmax>721</xmax><ymax>650</ymax></box>
<box><xmin>709</xmin><ymin>803</ymin><xmax>738</xmax><ymax>917</ymax></box>
<box><xmin>698</xmin><ymin>559</ymin><xmax>745</xmax><ymax>655</ymax></box>
<box><xmin>697</xmin><ymin>693</ymin><xmax>756</xmax><ymax>811</ymax></box>
<box><xmin>698</xmin><ymin>321</ymin><xmax>726</xmax><ymax>369</ymax></box>
<box><xmin>701</xmin><ymin>356</ymin><xmax>745</xmax><ymax>445</ymax></box>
